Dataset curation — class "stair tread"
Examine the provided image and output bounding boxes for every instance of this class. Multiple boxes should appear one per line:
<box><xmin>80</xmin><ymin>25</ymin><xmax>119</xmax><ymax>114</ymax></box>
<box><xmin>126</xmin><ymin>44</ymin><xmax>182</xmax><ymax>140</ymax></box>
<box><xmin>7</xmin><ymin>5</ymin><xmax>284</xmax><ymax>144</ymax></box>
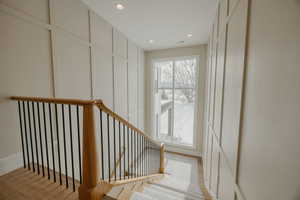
<box><xmin>154</xmin><ymin>176</ymin><xmax>203</xmax><ymax>197</ymax></box>
<box><xmin>130</xmin><ymin>192</ymin><xmax>157</xmax><ymax>200</ymax></box>
<box><xmin>143</xmin><ymin>187</ymin><xmax>183</xmax><ymax>200</ymax></box>
<box><xmin>146</xmin><ymin>184</ymin><xmax>203</xmax><ymax>200</ymax></box>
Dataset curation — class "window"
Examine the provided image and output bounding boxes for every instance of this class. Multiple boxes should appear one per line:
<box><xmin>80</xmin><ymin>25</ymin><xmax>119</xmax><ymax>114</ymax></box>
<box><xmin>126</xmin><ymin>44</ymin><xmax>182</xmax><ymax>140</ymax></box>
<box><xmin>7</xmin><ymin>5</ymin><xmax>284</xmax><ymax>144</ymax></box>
<box><xmin>154</xmin><ymin>57</ymin><xmax>198</xmax><ymax>147</ymax></box>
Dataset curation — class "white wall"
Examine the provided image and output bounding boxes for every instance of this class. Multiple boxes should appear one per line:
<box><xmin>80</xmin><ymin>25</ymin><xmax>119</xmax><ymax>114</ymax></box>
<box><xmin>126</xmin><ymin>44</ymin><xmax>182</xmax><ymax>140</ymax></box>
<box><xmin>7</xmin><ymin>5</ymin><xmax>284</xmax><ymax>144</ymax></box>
<box><xmin>145</xmin><ymin>45</ymin><xmax>207</xmax><ymax>154</ymax></box>
<box><xmin>203</xmin><ymin>0</ymin><xmax>300</xmax><ymax>199</ymax></box>
<box><xmin>0</xmin><ymin>0</ymin><xmax>145</xmax><ymax>167</ymax></box>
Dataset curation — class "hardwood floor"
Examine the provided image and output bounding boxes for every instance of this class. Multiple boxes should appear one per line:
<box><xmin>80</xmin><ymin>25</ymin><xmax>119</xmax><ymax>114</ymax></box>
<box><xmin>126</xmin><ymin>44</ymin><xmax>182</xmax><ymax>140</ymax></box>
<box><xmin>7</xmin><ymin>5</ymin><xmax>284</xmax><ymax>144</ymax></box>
<box><xmin>0</xmin><ymin>154</ymin><xmax>211</xmax><ymax>200</ymax></box>
<box><xmin>0</xmin><ymin>168</ymin><xmax>78</xmax><ymax>200</ymax></box>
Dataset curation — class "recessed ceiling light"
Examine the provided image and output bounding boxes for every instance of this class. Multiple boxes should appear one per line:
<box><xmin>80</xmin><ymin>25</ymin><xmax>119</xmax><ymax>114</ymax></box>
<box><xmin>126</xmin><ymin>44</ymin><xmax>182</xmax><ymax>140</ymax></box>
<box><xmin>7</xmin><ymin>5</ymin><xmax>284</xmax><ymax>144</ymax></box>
<box><xmin>149</xmin><ymin>40</ymin><xmax>154</xmax><ymax>43</ymax></box>
<box><xmin>115</xmin><ymin>3</ymin><xmax>125</xmax><ymax>10</ymax></box>
<box><xmin>187</xmin><ymin>33</ymin><xmax>193</xmax><ymax>38</ymax></box>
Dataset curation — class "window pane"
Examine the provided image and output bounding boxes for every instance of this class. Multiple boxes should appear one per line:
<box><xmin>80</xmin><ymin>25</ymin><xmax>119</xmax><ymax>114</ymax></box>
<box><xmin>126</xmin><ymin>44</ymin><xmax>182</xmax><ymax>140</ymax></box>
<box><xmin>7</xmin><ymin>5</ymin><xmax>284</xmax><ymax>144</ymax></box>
<box><xmin>174</xmin><ymin>59</ymin><xmax>196</xmax><ymax>88</ymax></box>
<box><xmin>173</xmin><ymin>89</ymin><xmax>195</xmax><ymax>146</ymax></box>
<box><xmin>156</xmin><ymin>61</ymin><xmax>173</xmax><ymax>89</ymax></box>
<box><xmin>158</xmin><ymin>89</ymin><xmax>173</xmax><ymax>140</ymax></box>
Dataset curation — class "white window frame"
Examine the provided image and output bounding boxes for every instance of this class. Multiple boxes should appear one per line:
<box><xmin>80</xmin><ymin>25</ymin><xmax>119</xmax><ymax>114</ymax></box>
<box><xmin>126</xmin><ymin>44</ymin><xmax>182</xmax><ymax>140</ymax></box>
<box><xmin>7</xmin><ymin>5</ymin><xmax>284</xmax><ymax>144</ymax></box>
<box><xmin>151</xmin><ymin>55</ymin><xmax>201</xmax><ymax>150</ymax></box>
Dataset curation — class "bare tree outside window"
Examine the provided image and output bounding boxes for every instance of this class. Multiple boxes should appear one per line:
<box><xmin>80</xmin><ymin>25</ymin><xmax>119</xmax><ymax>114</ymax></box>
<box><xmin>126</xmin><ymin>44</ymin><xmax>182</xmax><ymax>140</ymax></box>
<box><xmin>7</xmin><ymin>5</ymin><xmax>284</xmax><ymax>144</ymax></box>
<box><xmin>160</xmin><ymin>59</ymin><xmax>196</xmax><ymax>103</ymax></box>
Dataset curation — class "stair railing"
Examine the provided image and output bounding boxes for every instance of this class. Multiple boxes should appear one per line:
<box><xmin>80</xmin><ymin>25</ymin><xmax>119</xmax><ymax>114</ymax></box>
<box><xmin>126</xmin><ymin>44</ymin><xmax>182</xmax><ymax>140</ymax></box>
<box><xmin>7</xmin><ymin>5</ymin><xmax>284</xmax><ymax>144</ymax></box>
<box><xmin>10</xmin><ymin>96</ymin><xmax>165</xmax><ymax>200</ymax></box>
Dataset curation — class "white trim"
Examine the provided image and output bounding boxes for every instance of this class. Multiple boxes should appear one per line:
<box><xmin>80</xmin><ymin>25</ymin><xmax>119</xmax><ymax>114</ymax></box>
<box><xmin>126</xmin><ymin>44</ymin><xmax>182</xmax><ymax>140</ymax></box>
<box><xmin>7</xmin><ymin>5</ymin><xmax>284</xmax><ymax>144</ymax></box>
<box><xmin>0</xmin><ymin>152</ymin><xmax>23</xmax><ymax>176</ymax></box>
<box><xmin>165</xmin><ymin>143</ymin><xmax>201</xmax><ymax>158</ymax></box>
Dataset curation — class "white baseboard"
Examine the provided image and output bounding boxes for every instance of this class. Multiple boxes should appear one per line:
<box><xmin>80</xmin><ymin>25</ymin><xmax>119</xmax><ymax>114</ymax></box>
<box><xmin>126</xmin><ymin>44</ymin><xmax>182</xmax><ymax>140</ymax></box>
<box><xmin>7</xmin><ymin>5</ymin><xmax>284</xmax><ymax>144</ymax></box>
<box><xmin>0</xmin><ymin>152</ymin><xmax>23</xmax><ymax>176</ymax></box>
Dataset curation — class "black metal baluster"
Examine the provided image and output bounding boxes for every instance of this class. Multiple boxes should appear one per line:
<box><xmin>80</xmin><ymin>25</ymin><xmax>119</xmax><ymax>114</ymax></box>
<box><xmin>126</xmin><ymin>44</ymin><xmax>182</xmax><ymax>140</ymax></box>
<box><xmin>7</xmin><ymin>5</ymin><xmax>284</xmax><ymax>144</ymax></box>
<box><xmin>146</xmin><ymin>140</ymin><xmax>148</xmax><ymax>175</ymax></box>
<box><xmin>140</xmin><ymin>134</ymin><xmax>142</xmax><ymax>177</ymax></box>
<box><xmin>135</xmin><ymin>132</ymin><xmax>137</xmax><ymax>177</ymax></box>
<box><xmin>27</xmin><ymin>101</ymin><xmax>35</xmax><ymax>172</ymax></box>
<box><xmin>138</xmin><ymin>133</ymin><xmax>140</xmax><ymax>177</ymax></box>
<box><xmin>22</xmin><ymin>101</ymin><xmax>30</xmax><ymax>170</ymax></box>
<box><xmin>48</xmin><ymin>103</ymin><xmax>56</xmax><ymax>182</ymax></box>
<box><xmin>118</xmin><ymin>121</ymin><xmax>121</xmax><ymax>180</ymax></box>
<box><xmin>123</xmin><ymin>124</ymin><xmax>126</xmax><ymax>180</ymax></box>
<box><xmin>141</xmin><ymin>135</ymin><xmax>143</xmax><ymax>176</ymax></box>
<box><xmin>140</xmin><ymin>135</ymin><xmax>142</xmax><ymax>176</ymax></box>
<box><xmin>17</xmin><ymin>101</ymin><xmax>26</xmax><ymax>168</ymax></box>
<box><xmin>135</xmin><ymin>131</ymin><xmax>137</xmax><ymax>177</ymax></box>
<box><xmin>149</xmin><ymin>142</ymin><xmax>151</xmax><ymax>174</ymax></box>
<box><xmin>37</xmin><ymin>103</ymin><xmax>45</xmax><ymax>176</ymax></box>
<box><xmin>42</xmin><ymin>103</ymin><xmax>50</xmax><ymax>179</ymax></box>
<box><xmin>144</xmin><ymin>138</ymin><xmax>146</xmax><ymax>176</ymax></box>
<box><xmin>133</xmin><ymin>130</ymin><xmax>135</xmax><ymax>178</ymax></box>
<box><xmin>142</xmin><ymin>136</ymin><xmax>144</xmax><ymax>176</ymax></box>
<box><xmin>55</xmin><ymin>104</ymin><xmax>62</xmax><ymax>185</ymax></box>
<box><xmin>134</xmin><ymin>131</ymin><xmax>137</xmax><ymax>178</ymax></box>
<box><xmin>127</xmin><ymin>126</ymin><xmax>129</xmax><ymax>179</ymax></box>
<box><xmin>107</xmin><ymin>114</ymin><xmax>111</xmax><ymax>182</ymax></box>
<box><xmin>99</xmin><ymin>109</ymin><xmax>104</xmax><ymax>180</ymax></box>
<box><xmin>144</xmin><ymin>137</ymin><xmax>146</xmax><ymax>176</ymax></box>
<box><xmin>113</xmin><ymin>118</ymin><xmax>116</xmax><ymax>181</ymax></box>
<box><xmin>76</xmin><ymin>106</ymin><xmax>82</xmax><ymax>184</ymax></box>
<box><xmin>61</xmin><ymin>104</ymin><xmax>67</xmax><ymax>187</ymax></box>
<box><xmin>132</xmin><ymin>131</ymin><xmax>137</xmax><ymax>177</ymax></box>
<box><xmin>68</xmin><ymin>105</ymin><xmax>75</xmax><ymax>192</ymax></box>
<box><xmin>147</xmin><ymin>140</ymin><xmax>149</xmax><ymax>175</ymax></box>
<box><xmin>131</xmin><ymin>129</ymin><xmax>133</xmax><ymax>178</ymax></box>
<box><xmin>32</xmin><ymin>102</ymin><xmax>40</xmax><ymax>174</ymax></box>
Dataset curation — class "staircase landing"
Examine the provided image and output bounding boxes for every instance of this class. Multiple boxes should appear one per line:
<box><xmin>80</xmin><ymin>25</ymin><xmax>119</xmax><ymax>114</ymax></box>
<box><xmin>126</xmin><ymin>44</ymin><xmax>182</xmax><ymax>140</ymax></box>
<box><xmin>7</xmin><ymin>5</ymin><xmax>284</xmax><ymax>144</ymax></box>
<box><xmin>127</xmin><ymin>152</ymin><xmax>211</xmax><ymax>200</ymax></box>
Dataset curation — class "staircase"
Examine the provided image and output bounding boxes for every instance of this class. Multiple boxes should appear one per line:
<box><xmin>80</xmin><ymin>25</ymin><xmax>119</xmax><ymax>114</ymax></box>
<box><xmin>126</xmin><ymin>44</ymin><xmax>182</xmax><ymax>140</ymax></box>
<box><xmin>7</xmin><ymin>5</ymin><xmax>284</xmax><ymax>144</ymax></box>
<box><xmin>5</xmin><ymin>96</ymin><xmax>206</xmax><ymax>200</ymax></box>
<box><xmin>9</xmin><ymin>96</ymin><xmax>165</xmax><ymax>200</ymax></box>
<box><xmin>104</xmin><ymin>152</ymin><xmax>206</xmax><ymax>200</ymax></box>
<box><xmin>102</xmin><ymin>172</ymin><xmax>204</xmax><ymax>200</ymax></box>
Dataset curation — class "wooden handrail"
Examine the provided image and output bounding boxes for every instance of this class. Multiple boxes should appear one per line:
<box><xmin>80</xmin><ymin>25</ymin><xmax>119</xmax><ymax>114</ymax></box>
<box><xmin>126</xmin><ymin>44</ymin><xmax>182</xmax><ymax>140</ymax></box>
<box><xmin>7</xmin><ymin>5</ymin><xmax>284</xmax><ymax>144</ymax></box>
<box><xmin>10</xmin><ymin>96</ymin><xmax>161</xmax><ymax>147</ymax></box>
<box><xmin>95</xmin><ymin>101</ymin><xmax>161</xmax><ymax>147</ymax></box>
<box><xmin>10</xmin><ymin>96</ymin><xmax>98</xmax><ymax>106</ymax></box>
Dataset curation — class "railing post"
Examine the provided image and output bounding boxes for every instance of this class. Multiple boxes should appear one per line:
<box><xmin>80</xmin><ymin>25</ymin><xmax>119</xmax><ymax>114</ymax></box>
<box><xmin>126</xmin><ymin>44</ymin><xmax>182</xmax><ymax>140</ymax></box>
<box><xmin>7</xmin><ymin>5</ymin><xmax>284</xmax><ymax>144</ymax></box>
<box><xmin>79</xmin><ymin>104</ymin><xmax>101</xmax><ymax>200</ymax></box>
<box><xmin>159</xmin><ymin>143</ymin><xmax>165</xmax><ymax>173</ymax></box>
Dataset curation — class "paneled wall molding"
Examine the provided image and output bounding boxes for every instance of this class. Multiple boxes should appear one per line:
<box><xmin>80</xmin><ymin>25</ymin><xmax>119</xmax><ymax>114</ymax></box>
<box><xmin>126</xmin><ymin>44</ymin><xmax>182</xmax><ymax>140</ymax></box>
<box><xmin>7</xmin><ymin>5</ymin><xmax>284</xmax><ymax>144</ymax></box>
<box><xmin>0</xmin><ymin>2</ymin><xmax>133</xmax><ymax>52</ymax></box>
<box><xmin>0</xmin><ymin>0</ymin><xmax>145</xmax><ymax>159</ymax></box>
<box><xmin>48</xmin><ymin>0</ymin><xmax>56</xmax><ymax>97</ymax></box>
<box><xmin>209</xmin><ymin>123</ymin><xmax>246</xmax><ymax>200</ymax></box>
<box><xmin>203</xmin><ymin>0</ymin><xmax>249</xmax><ymax>199</ymax></box>
<box><xmin>0</xmin><ymin>3</ymin><xmax>51</xmax><ymax>30</ymax></box>
<box><xmin>87</xmin><ymin>10</ymin><xmax>94</xmax><ymax>99</ymax></box>
<box><xmin>112</xmin><ymin>54</ymin><xmax>128</xmax><ymax>62</ymax></box>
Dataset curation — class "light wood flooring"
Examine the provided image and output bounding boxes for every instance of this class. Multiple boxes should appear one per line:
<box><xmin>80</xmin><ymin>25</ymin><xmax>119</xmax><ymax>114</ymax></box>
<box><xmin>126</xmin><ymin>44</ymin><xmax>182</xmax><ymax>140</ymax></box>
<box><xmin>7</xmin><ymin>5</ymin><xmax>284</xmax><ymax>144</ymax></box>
<box><xmin>0</xmin><ymin>153</ymin><xmax>211</xmax><ymax>200</ymax></box>
<box><xmin>0</xmin><ymin>167</ymin><xmax>78</xmax><ymax>200</ymax></box>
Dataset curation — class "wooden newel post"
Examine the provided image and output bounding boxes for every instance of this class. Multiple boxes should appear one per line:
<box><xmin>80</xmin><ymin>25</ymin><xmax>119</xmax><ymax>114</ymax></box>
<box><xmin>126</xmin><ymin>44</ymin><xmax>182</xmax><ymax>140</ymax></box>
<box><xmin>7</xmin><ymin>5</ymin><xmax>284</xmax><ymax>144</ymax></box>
<box><xmin>79</xmin><ymin>104</ymin><xmax>101</xmax><ymax>200</ymax></box>
<box><xmin>159</xmin><ymin>143</ymin><xmax>165</xmax><ymax>173</ymax></box>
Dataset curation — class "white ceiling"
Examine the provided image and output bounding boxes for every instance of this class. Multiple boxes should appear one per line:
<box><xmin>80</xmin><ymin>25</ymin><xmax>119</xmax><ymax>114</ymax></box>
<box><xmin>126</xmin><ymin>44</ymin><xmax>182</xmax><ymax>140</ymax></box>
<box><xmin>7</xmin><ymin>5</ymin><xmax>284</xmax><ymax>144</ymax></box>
<box><xmin>81</xmin><ymin>0</ymin><xmax>217</xmax><ymax>51</ymax></box>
